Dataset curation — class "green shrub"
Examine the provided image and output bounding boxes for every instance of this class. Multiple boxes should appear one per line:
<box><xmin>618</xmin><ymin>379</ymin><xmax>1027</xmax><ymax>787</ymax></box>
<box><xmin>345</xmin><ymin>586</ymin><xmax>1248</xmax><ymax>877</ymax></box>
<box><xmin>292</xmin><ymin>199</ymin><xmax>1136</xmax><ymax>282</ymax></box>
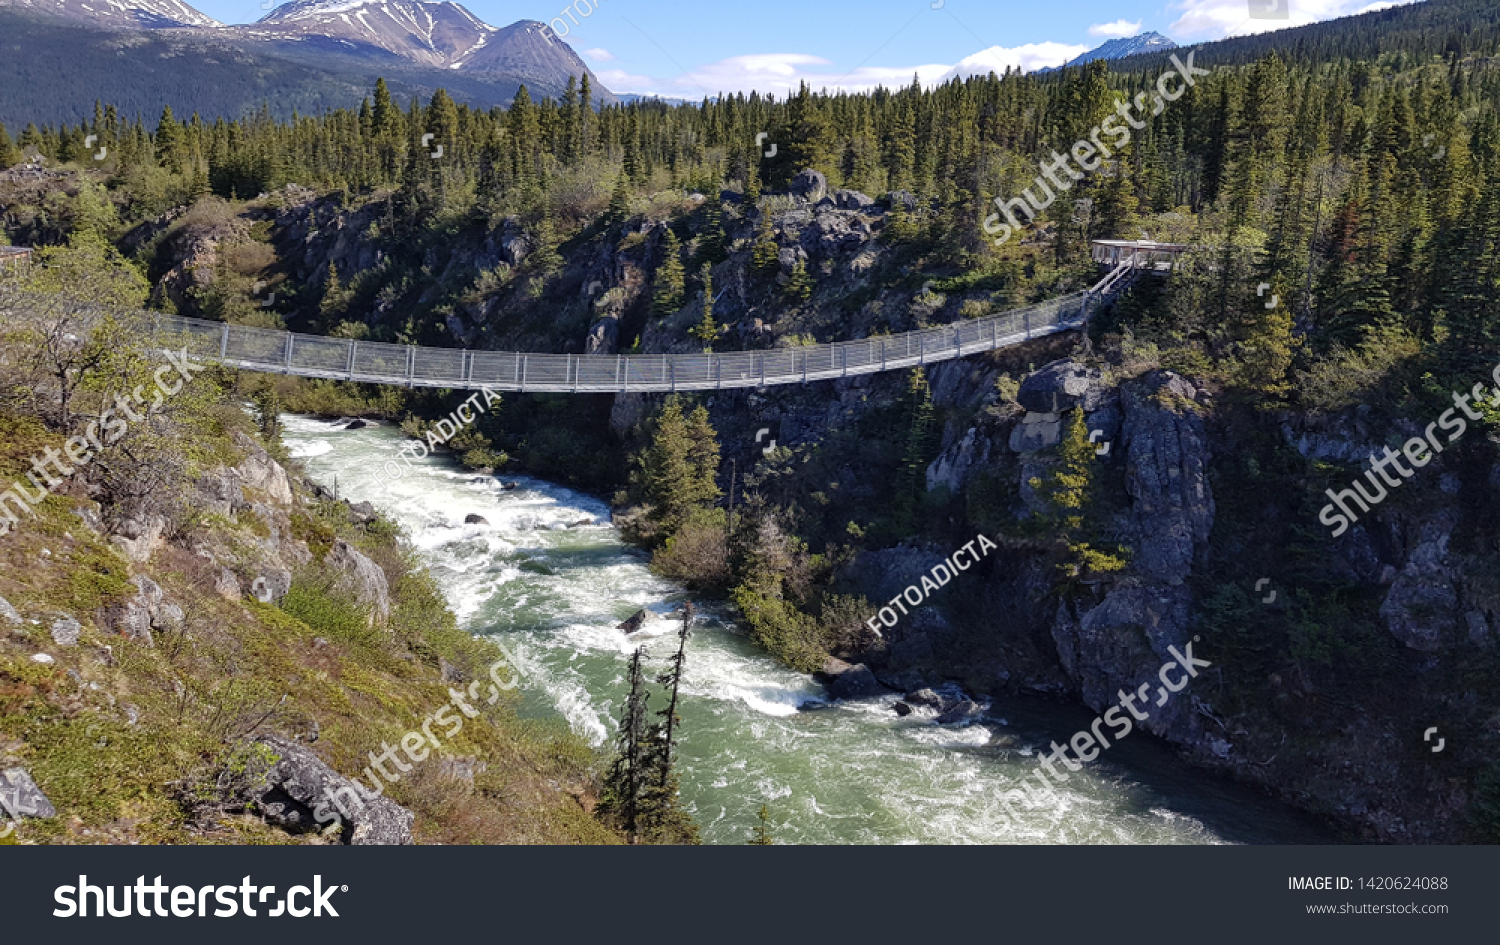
<box><xmin>279</xmin><ymin>574</ymin><xmax>378</xmax><ymax>649</ymax></box>
<box><xmin>651</xmin><ymin>508</ymin><xmax>730</xmax><ymax>589</ymax></box>
<box><xmin>731</xmin><ymin>583</ymin><xmax>827</xmax><ymax>672</ymax></box>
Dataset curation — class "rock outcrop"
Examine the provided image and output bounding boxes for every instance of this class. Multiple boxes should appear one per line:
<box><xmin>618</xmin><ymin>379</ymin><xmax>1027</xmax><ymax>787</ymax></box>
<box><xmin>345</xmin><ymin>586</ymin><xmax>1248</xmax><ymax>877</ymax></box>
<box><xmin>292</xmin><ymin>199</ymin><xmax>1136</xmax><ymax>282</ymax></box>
<box><xmin>219</xmin><ymin>735</ymin><xmax>412</xmax><ymax>845</ymax></box>
<box><xmin>98</xmin><ymin>575</ymin><xmax>182</xmax><ymax>645</ymax></box>
<box><xmin>326</xmin><ymin>539</ymin><xmax>392</xmax><ymax>626</ymax></box>
<box><xmin>819</xmin><ymin>657</ymin><xmax>886</xmax><ymax>699</ymax></box>
<box><xmin>1049</xmin><ymin>370</ymin><xmax>1215</xmax><ymax>743</ymax></box>
<box><xmin>0</xmin><ymin>767</ymin><xmax>57</xmax><ymax>822</ymax></box>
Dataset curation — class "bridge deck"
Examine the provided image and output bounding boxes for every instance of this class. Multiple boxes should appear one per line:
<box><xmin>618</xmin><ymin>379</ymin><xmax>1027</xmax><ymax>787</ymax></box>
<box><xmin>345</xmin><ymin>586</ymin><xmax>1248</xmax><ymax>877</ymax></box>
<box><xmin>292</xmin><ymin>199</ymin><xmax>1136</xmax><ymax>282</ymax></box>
<box><xmin>4</xmin><ymin>259</ymin><xmax>1144</xmax><ymax>393</ymax></box>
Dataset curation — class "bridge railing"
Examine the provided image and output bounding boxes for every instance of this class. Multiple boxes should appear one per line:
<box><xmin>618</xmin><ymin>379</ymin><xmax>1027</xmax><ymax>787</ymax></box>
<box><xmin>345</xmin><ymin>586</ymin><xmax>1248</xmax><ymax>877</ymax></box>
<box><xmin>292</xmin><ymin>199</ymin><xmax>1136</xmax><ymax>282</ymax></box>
<box><xmin>125</xmin><ymin>290</ymin><xmax>1090</xmax><ymax>392</ymax></box>
<box><xmin>1</xmin><ymin>284</ymin><xmax>1097</xmax><ymax>393</ymax></box>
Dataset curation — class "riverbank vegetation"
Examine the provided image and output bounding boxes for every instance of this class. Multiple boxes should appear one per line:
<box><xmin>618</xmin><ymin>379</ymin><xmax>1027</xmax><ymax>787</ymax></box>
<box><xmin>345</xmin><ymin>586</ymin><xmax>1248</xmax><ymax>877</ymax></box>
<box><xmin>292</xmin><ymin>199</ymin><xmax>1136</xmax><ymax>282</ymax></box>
<box><xmin>0</xmin><ymin>269</ymin><xmax>613</xmax><ymax>845</ymax></box>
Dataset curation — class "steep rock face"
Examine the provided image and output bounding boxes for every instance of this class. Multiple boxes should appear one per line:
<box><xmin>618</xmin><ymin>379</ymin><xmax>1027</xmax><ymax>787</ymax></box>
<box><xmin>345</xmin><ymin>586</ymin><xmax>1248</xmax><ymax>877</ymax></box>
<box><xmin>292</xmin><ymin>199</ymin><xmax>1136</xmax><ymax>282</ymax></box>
<box><xmin>1118</xmin><ymin>371</ymin><xmax>1215</xmax><ymax>583</ymax></box>
<box><xmin>187</xmin><ymin>433</ymin><xmax>308</xmax><ymax>605</ymax></box>
<box><xmin>927</xmin><ymin>425</ymin><xmax>994</xmax><ymax>493</ymax></box>
<box><xmin>1373</xmin><ymin>505</ymin><xmax>1498</xmax><ymax>653</ymax></box>
<box><xmin>1379</xmin><ymin>514</ymin><xmax>1465</xmax><ymax>651</ymax></box>
<box><xmin>1049</xmin><ymin>370</ymin><xmax>1215</xmax><ymax>744</ymax></box>
<box><xmin>1288</xmin><ymin>415</ymin><xmax>1500</xmax><ymax>655</ymax></box>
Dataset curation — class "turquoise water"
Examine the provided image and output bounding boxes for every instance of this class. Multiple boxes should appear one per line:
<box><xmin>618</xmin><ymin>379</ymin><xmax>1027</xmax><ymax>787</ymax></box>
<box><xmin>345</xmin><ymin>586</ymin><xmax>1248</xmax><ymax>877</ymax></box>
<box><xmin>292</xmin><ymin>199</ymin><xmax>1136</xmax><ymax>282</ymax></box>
<box><xmin>284</xmin><ymin>415</ymin><xmax>1332</xmax><ymax>845</ymax></box>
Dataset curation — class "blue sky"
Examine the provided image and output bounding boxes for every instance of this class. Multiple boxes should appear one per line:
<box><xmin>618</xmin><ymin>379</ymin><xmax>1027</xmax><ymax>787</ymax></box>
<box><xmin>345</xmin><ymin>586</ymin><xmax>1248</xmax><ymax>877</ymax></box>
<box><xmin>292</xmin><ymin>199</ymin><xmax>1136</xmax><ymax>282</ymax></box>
<box><xmin>200</xmin><ymin>0</ymin><xmax>1414</xmax><ymax>96</ymax></box>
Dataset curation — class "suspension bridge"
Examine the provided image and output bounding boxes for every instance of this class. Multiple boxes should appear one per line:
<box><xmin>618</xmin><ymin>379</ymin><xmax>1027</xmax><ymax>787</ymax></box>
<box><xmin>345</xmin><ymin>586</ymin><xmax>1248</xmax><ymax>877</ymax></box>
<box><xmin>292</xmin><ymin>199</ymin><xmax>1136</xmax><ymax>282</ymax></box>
<box><xmin>9</xmin><ymin>242</ymin><xmax>1183</xmax><ymax>394</ymax></box>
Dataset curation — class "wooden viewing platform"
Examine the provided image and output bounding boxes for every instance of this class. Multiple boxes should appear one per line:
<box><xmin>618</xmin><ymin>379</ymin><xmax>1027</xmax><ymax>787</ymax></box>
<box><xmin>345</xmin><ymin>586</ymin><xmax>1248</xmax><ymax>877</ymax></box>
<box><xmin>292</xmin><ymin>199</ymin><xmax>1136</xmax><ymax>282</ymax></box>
<box><xmin>1090</xmin><ymin>239</ymin><xmax>1190</xmax><ymax>271</ymax></box>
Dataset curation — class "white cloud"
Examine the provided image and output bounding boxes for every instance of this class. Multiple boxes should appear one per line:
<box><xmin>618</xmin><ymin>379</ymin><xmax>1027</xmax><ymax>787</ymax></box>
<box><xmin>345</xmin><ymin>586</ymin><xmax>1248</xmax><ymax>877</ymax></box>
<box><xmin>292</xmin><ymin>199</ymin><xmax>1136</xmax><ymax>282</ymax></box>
<box><xmin>596</xmin><ymin>42</ymin><xmax>1089</xmax><ymax>99</ymax></box>
<box><xmin>600</xmin><ymin>52</ymin><xmax>942</xmax><ymax>97</ymax></box>
<box><xmin>583</xmin><ymin>47</ymin><xmax>615</xmax><ymax>62</ymax></box>
<box><xmin>1168</xmin><ymin>0</ymin><xmax>1419</xmax><ymax>40</ymax></box>
<box><xmin>939</xmin><ymin>42</ymin><xmax>1091</xmax><ymax>82</ymax></box>
<box><xmin>1089</xmin><ymin>19</ymin><xmax>1142</xmax><ymax>37</ymax></box>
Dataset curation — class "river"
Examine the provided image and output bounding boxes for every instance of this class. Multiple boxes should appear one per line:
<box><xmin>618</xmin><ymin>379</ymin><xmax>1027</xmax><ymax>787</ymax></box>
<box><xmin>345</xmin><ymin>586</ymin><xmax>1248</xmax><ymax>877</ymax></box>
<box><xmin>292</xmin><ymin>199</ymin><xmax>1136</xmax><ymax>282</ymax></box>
<box><xmin>283</xmin><ymin>415</ymin><xmax>1333</xmax><ymax>845</ymax></box>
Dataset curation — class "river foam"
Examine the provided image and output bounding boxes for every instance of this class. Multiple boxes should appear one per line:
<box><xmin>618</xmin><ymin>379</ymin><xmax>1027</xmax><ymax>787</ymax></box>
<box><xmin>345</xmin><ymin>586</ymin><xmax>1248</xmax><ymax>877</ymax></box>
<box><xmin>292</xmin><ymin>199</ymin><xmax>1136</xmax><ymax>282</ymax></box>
<box><xmin>282</xmin><ymin>414</ymin><xmax>1329</xmax><ymax>846</ymax></box>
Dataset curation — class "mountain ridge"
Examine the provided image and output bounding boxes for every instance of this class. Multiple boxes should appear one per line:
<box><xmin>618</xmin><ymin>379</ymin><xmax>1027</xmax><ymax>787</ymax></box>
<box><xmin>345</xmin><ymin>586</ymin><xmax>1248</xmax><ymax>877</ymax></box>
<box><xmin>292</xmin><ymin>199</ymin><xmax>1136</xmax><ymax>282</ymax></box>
<box><xmin>1040</xmin><ymin>30</ymin><xmax>1179</xmax><ymax>72</ymax></box>
<box><xmin>0</xmin><ymin>0</ymin><xmax>612</xmax><ymax>98</ymax></box>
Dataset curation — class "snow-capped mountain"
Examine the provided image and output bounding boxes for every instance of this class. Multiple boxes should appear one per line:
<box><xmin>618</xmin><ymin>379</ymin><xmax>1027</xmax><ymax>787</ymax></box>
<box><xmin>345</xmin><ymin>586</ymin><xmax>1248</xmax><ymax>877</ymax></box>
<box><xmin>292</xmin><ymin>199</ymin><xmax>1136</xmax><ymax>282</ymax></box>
<box><xmin>0</xmin><ymin>0</ymin><xmax>609</xmax><ymax>99</ymax></box>
<box><xmin>238</xmin><ymin>2</ymin><xmax>598</xmax><ymax>86</ymax></box>
<box><xmin>246</xmin><ymin>0</ymin><xmax>500</xmax><ymax>70</ymax></box>
<box><xmin>1061</xmin><ymin>30</ymin><xmax>1178</xmax><ymax>68</ymax></box>
<box><xmin>0</xmin><ymin>0</ymin><xmax>220</xmax><ymax>28</ymax></box>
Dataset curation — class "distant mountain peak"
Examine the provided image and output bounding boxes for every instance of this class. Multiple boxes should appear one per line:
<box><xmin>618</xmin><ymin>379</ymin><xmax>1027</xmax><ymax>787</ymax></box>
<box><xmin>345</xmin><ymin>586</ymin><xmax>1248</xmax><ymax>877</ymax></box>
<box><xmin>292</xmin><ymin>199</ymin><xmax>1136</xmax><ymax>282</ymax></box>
<box><xmin>0</xmin><ymin>0</ymin><xmax>221</xmax><ymax>28</ymax></box>
<box><xmin>1062</xmin><ymin>30</ymin><xmax>1177</xmax><ymax>68</ymax></box>
<box><xmin>258</xmin><ymin>0</ymin><xmax>487</xmax><ymax>28</ymax></box>
<box><xmin>2</xmin><ymin>0</ymin><xmax>610</xmax><ymax>105</ymax></box>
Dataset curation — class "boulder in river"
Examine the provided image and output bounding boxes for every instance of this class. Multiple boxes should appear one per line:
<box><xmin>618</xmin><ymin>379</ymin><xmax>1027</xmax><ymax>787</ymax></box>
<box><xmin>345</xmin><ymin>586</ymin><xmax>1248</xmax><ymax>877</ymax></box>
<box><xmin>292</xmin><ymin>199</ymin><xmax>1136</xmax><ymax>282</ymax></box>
<box><xmin>618</xmin><ymin>609</ymin><xmax>658</xmax><ymax>634</ymax></box>
<box><xmin>905</xmin><ymin>688</ymin><xmax>945</xmax><ymax>708</ymax></box>
<box><xmin>819</xmin><ymin>658</ymin><xmax>887</xmax><ymax>700</ymax></box>
<box><xmin>936</xmin><ymin>699</ymin><xmax>982</xmax><ymax>725</ymax></box>
<box><xmin>344</xmin><ymin>419</ymin><xmax>369</xmax><ymax>430</ymax></box>
<box><xmin>893</xmin><ymin>701</ymin><xmax>914</xmax><ymax>717</ymax></box>
<box><xmin>501</xmin><ymin>481</ymin><xmax>520</xmax><ymax>491</ymax></box>
<box><xmin>464</xmin><ymin>514</ymin><xmax>489</xmax><ymax>525</ymax></box>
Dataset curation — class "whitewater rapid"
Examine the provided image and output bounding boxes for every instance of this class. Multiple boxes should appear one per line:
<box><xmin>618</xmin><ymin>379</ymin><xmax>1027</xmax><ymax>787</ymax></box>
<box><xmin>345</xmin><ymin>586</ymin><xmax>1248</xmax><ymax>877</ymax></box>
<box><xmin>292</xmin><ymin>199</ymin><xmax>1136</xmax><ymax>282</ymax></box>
<box><xmin>284</xmin><ymin>415</ymin><xmax>1329</xmax><ymax>845</ymax></box>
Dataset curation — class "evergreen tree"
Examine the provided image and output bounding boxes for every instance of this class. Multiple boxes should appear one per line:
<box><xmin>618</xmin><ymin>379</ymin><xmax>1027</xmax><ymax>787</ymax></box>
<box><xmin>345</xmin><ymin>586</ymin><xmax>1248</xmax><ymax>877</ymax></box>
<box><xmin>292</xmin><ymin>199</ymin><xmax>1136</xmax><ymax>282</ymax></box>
<box><xmin>698</xmin><ymin>196</ymin><xmax>726</xmax><ymax>263</ymax></box>
<box><xmin>889</xmin><ymin>368</ymin><xmax>936</xmax><ymax>532</ymax></box>
<box><xmin>1028</xmin><ymin>410</ymin><xmax>1127</xmax><ymax>578</ymax></box>
<box><xmin>749</xmin><ymin>212</ymin><xmax>779</xmax><ymax>280</ymax></box>
<box><xmin>154</xmin><ymin>105</ymin><xmax>183</xmax><ymax>173</ymax></box>
<box><xmin>637</xmin><ymin>606</ymin><xmax>700</xmax><ymax>844</ymax></box>
<box><xmin>606</xmin><ymin>174</ymin><xmax>631</xmax><ymax>226</ymax></box>
<box><xmin>0</xmin><ymin>123</ymin><xmax>19</xmax><ymax>169</ymax></box>
<box><xmin>653</xmin><ymin>229</ymin><xmax>685</xmax><ymax>319</ymax></box>
<box><xmin>749</xmin><ymin>804</ymin><xmax>774</xmax><ymax>845</ymax></box>
<box><xmin>530</xmin><ymin>209</ymin><xmax>563</xmax><ymax>274</ymax></box>
<box><xmin>320</xmin><ymin>262</ymin><xmax>352</xmax><ymax>322</ymax></box>
<box><xmin>689</xmin><ymin>263</ymin><xmax>720</xmax><ymax>348</ymax></box>
<box><xmin>1239</xmin><ymin>274</ymin><xmax>1298</xmax><ymax>398</ymax></box>
<box><xmin>598</xmin><ymin>647</ymin><xmax>649</xmax><ymax>842</ymax></box>
<box><xmin>631</xmin><ymin>396</ymin><xmax>720</xmax><ymax>538</ymax></box>
<box><xmin>250</xmin><ymin>385</ymin><xmax>283</xmax><ymax>442</ymax></box>
<box><xmin>785</xmin><ymin>258</ymin><xmax>813</xmax><ymax>303</ymax></box>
